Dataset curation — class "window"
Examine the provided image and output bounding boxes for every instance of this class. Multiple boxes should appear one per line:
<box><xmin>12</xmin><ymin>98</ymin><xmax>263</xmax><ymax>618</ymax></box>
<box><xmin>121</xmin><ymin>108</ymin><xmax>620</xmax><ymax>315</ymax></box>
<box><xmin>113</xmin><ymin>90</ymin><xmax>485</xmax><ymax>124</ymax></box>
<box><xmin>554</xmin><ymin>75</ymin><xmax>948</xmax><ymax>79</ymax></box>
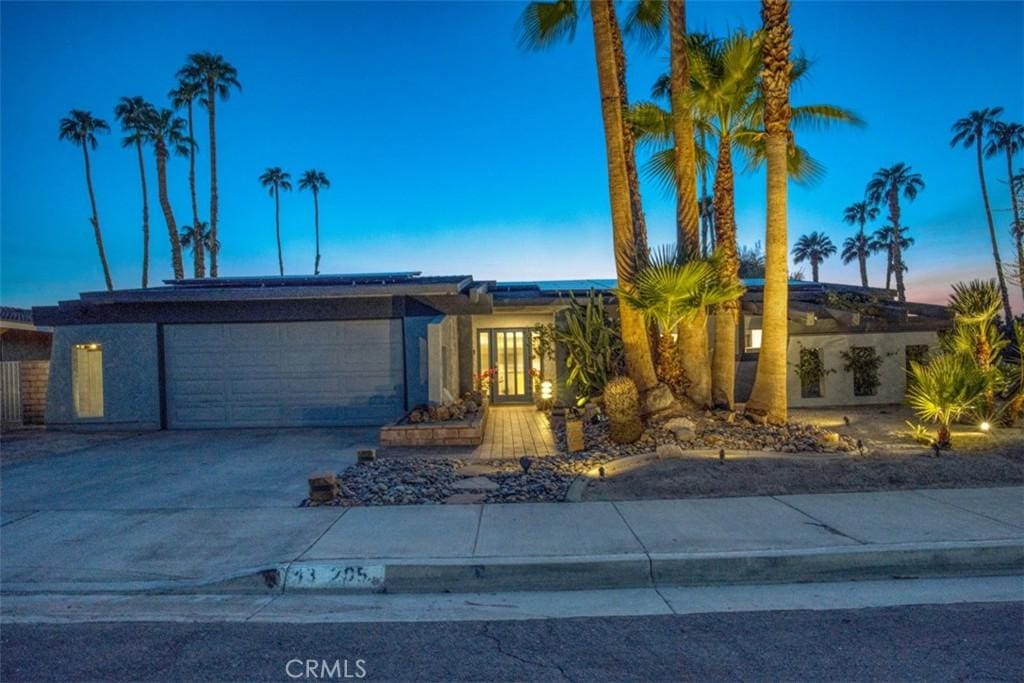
<box><xmin>744</xmin><ymin>316</ymin><xmax>763</xmax><ymax>352</ymax></box>
<box><xmin>798</xmin><ymin>347</ymin><xmax>824</xmax><ymax>398</ymax></box>
<box><xmin>476</xmin><ymin>330</ymin><xmax>490</xmax><ymax>378</ymax></box>
<box><xmin>72</xmin><ymin>343</ymin><xmax>104</xmax><ymax>417</ymax></box>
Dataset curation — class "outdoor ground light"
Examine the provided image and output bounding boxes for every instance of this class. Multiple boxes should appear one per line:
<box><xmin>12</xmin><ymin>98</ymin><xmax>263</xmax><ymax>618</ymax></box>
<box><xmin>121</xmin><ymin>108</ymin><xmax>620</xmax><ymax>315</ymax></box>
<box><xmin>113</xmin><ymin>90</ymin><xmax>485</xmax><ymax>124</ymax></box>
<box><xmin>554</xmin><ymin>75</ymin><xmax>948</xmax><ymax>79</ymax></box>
<box><xmin>540</xmin><ymin>380</ymin><xmax>553</xmax><ymax>400</ymax></box>
<box><xmin>979</xmin><ymin>421</ymin><xmax>991</xmax><ymax>432</ymax></box>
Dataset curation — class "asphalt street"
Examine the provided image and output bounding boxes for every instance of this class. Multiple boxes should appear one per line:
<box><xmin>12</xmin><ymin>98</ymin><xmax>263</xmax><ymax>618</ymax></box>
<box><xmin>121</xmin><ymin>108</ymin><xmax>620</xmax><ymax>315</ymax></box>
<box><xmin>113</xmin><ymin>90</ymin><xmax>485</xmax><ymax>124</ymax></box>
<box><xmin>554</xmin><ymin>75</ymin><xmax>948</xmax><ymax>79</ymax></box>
<box><xmin>3</xmin><ymin>601</ymin><xmax>1022</xmax><ymax>682</ymax></box>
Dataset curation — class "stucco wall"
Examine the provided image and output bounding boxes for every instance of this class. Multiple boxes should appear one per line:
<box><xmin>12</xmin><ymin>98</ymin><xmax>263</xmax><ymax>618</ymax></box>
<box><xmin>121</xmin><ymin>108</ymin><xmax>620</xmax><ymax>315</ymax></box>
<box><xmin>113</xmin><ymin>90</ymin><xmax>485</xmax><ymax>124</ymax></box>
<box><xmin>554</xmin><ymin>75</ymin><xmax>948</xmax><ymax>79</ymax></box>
<box><xmin>427</xmin><ymin>315</ymin><xmax>459</xmax><ymax>403</ymax></box>
<box><xmin>785</xmin><ymin>330</ymin><xmax>941</xmax><ymax>407</ymax></box>
<box><xmin>45</xmin><ymin>324</ymin><xmax>161</xmax><ymax>430</ymax></box>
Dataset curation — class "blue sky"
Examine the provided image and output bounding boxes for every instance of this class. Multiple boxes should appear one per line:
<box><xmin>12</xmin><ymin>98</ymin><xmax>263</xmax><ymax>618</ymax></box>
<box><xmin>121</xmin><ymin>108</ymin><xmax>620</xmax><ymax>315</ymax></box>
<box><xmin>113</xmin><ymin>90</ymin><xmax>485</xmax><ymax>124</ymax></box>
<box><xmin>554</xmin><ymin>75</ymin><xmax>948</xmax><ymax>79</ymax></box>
<box><xmin>2</xmin><ymin>1</ymin><xmax>1022</xmax><ymax>310</ymax></box>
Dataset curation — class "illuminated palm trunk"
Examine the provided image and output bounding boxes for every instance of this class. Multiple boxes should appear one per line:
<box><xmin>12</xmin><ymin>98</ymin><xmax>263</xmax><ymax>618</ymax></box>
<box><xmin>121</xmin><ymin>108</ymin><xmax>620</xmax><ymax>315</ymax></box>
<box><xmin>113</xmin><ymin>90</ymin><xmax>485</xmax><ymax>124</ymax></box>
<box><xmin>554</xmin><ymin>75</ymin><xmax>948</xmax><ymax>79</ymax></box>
<box><xmin>711</xmin><ymin>136</ymin><xmax>739</xmax><ymax>409</ymax></box>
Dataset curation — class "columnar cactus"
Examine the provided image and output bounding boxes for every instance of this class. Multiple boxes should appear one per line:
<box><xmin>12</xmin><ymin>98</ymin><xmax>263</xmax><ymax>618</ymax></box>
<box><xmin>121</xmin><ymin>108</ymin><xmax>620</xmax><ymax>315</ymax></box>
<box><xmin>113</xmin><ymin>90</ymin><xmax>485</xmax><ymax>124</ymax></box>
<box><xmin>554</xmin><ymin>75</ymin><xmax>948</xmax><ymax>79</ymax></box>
<box><xmin>603</xmin><ymin>376</ymin><xmax>643</xmax><ymax>444</ymax></box>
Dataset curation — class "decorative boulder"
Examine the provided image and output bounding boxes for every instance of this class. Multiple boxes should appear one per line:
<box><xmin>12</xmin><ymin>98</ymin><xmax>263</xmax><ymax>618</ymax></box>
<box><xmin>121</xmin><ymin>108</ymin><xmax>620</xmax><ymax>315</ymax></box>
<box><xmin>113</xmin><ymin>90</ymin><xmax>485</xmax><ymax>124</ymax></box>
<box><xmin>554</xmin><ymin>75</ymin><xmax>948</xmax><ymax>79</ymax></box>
<box><xmin>641</xmin><ymin>384</ymin><xmax>675</xmax><ymax>415</ymax></box>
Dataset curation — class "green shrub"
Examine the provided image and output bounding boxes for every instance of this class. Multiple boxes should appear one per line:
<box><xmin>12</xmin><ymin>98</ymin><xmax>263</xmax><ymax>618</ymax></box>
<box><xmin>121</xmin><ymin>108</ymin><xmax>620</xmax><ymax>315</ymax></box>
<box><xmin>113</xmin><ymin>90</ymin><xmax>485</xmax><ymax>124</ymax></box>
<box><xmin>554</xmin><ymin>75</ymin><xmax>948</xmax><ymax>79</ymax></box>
<box><xmin>603</xmin><ymin>376</ymin><xmax>642</xmax><ymax>444</ymax></box>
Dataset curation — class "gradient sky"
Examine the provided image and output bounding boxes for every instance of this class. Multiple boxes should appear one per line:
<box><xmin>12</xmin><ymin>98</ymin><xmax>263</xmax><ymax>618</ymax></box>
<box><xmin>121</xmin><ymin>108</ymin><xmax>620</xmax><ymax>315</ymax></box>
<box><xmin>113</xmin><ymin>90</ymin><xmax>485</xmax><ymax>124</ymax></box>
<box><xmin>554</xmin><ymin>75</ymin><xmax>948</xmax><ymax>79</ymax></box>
<box><xmin>2</xmin><ymin>1</ymin><xmax>1022</xmax><ymax>310</ymax></box>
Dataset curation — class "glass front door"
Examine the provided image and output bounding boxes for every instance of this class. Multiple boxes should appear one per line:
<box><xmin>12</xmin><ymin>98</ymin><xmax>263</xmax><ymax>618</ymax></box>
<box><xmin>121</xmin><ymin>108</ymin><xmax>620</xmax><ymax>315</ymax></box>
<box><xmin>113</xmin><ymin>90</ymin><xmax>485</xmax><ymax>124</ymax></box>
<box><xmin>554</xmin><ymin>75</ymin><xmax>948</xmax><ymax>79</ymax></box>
<box><xmin>478</xmin><ymin>328</ymin><xmax>532</xmax><ymax>403</ymax></box>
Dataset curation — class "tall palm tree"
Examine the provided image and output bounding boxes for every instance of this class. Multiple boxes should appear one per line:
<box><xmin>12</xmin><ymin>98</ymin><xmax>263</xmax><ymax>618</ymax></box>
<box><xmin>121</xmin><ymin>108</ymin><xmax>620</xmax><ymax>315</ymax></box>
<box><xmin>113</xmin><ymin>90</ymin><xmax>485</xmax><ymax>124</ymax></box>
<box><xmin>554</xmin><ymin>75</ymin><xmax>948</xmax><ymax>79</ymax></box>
<box><xmin>177</xmin><ymin>52</ymin><xmax>240</xmax><ymax>278</ymax></box>
<box><xmin>298</xmin><ymin>170</ymin><xmax>329</xmax><ymax>275</ymax></box>
<box><xmin>114</xmin><ymin>97</ymin><xmax>155</xmax><ymax>288</ymax></box>
<box><xmin>986</xmin><ymin>121</ymin><xmax>1024</xmax><ymax>302</ymax></box>
<box><xmin>259</xmin><ymin>168</ymin><xmax>292</xmax><ymax>276</ymax></box>
<box><xmin>865</xmin><ymin>163</ymin><xmax>924</xmax><ymax>303</ymax></box>
<box><xmin>745</xmin><ymin>0</ymin><xmax>792</xmax><ymax>424</ymax></box>
<box><xmin>841</xmin><ymin>201</ymin><xmax>878</xmax><ymax>287</ymax></box>
<box><xmin>792</xmin><ymin>231</ymin><xmax>837</xmax><ymax>282</ymax></box>
<box><xmin>180</xmin><ymin>221</ymin><xmax>219</xmax><ymax>274</ymax></box>
<box><xmin>623</xmin><ymin>0</ymin><xmax>711</xmax><ymax>406</ymax></box>
<box><xmin>58</xmin><ymin>110</ymin><xmax>113</xmax><ymax>291</ymax></box>
<box><xmin>869</xmin><ymin>224</ymin><xmax>914</xmax><ymax>289</ymax></box>
<box><xmin>169</xmin><ymin>79</ymin><xmax>206</xmax><ymax>278</ymax></box>
<box><xmin>519</xmin><ymin>0</ymin><xmax>659</xmax><ymax>392</ymax></box>
<box><xmin>951</xmin><ymin>108</ymin><xmax>1012</xmax><ymax>323</ymax></box>
<box><xmin>143</xmin><ymin>108</ymin><xmax>191</xmax><ymax>281</ymax></box>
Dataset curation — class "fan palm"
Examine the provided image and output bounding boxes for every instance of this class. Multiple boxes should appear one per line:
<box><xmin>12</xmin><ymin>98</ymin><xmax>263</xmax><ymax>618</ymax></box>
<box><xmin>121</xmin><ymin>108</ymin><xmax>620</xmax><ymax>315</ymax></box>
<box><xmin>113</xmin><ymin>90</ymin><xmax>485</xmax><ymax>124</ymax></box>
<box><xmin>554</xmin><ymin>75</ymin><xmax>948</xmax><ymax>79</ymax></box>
<box><xmin>179</xmin><ymin>221</ymin><xmax>219</xmax><ymax>274</ymax></box>
<box><xmin>865</xmin><ymin>163</ymin><xmax>924</xmax><ymax>302</ymax></box>
<box><xmin>519</xmin><ymin>0</ymin><xmax>658</xmax><ymax>391</ymax></box>
<box><xmin>869</xmin><ymin>224</ymin><xmax>914</xmax><ymax>290</ymax></box>
<box><xmin>143</xmin><ymin>108</ymin><xmax>191</xmax><ymax>280</ymax></box>
<box><xmin>841</xmin><ymin>201</ymin><xmax>878</xmax><ymax>287</ymax></box>
<box><xmin>259</xmin><ymin>168</ymin><xmax>292</xmax><ymax>276</ymax></box>
<box><xmin>951</xmin><ymin>108</ymin><xmax>1012</xmax><ymax>322</ymax></box>
<box><xmin>177</xmin><ymin>52</ymin><xmax>240</xmax><ymax>278</ymax></box>
<box><xmin>615</xmin><ymin>246</ymin><xmax>744</xmax><ymax>397</ymax></box>
<box><xmin>986</xmin><ymin>121</ymin><xmax>1024</xmax><ymax>302</ymax></box>
<box><xmin>792</xmin><ymin>231</ymin><xmax>837</xmax><ymax>282</ymax></box>
<box><xmin>169</xmin><ymin>79</ymin><xmax>206</xmax><ymax>278</ymax></box>
<box><xmin>746</xmin><ymin>0</ymin><xmax>794</xmax><ymax>424</ymax></box>
<box><xmin>114</xmin><ymin>96</ymin><xmax>156</xmax><ymax>288</ymax></box>
<box><xmin>298</xmin><ymin>170</ymin><xmax>329</xmax><ymax>275</ymax></box>
<box><xmin>906</xmin><ymin>354</ymin><xmax>988</xmax><ymax>448</ymax></box>
<box><xmin>58</xmin><ymin>110</ymin><xmax>113</xmax><ymax>291</ymax></box>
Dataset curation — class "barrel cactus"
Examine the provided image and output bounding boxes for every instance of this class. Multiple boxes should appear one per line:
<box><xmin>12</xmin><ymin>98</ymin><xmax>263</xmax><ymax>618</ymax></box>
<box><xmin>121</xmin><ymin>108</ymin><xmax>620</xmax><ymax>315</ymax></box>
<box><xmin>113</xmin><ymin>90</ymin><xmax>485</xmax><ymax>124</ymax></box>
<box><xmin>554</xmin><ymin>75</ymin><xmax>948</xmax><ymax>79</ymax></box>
<box><xmin>603</xmin><ymin>376</ymin><xmax>643</xmax><ymax>444</ymax></box>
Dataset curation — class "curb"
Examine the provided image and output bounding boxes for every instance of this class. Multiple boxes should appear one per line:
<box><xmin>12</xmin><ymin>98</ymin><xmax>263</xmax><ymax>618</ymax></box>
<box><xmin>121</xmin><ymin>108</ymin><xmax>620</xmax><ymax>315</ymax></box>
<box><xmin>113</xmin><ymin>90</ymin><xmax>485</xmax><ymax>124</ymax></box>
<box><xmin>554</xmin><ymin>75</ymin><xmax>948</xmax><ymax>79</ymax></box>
<box><xmin>4</xmin><ymin>540</ymin><xmax>1020</xmax><ymax>596</ymax></box>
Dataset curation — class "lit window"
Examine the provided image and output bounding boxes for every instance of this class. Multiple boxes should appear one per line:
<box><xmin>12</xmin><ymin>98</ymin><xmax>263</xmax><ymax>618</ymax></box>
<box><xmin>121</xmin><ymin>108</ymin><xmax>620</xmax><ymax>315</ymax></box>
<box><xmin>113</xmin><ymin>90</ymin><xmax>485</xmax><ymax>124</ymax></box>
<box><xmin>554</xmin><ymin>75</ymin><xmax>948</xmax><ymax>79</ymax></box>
<box><xmin>744</xmin><ymin>316</ymin><xmax>763</xmax><ymax>352</ymax></box>
<box><xmin>72</xmin><ymin>343</ymin><xmax>104</xmax><ymax>417</ymax></box>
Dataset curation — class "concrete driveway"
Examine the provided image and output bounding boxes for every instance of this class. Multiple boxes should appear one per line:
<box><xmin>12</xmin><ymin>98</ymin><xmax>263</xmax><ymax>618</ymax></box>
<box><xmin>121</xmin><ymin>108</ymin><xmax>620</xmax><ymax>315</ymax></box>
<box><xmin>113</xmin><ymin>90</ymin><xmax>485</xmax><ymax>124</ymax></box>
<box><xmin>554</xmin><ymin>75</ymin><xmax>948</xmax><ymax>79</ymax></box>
<box><xmin>1</xmin><ymin>428</ymin><xmax>370</xmax><ymax>512</ymax></box>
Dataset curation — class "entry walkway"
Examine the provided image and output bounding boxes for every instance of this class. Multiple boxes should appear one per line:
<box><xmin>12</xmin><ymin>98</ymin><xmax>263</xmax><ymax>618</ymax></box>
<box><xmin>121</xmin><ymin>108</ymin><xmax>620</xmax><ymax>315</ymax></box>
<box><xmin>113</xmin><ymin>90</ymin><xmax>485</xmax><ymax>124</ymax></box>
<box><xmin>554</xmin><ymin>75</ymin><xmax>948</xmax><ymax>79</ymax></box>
<box><xmin>474</xmin><ymin>406</ymin><xmax>558</xmax><ymax>459</ymax></box>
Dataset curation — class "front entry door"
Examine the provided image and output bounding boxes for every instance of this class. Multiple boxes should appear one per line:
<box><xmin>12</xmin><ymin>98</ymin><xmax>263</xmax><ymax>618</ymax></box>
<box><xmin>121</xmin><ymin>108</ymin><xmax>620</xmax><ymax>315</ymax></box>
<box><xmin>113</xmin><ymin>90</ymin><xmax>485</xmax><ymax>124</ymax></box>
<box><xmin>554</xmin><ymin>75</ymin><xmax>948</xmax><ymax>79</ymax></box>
<box><xmin>482</xmin><ymin>328</ymin><xmax>532</xmax><ymax>403</ymax></box>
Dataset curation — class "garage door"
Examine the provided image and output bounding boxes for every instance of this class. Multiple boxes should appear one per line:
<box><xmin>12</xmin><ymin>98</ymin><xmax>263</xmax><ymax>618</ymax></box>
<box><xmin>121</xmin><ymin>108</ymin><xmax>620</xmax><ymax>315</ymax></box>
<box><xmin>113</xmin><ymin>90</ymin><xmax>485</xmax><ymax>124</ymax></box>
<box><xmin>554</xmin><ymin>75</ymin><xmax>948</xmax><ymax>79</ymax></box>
<box><xmin>163</xmin><ymin>320</ymin><xmax>405</xmax><ymax>428</ymax></box>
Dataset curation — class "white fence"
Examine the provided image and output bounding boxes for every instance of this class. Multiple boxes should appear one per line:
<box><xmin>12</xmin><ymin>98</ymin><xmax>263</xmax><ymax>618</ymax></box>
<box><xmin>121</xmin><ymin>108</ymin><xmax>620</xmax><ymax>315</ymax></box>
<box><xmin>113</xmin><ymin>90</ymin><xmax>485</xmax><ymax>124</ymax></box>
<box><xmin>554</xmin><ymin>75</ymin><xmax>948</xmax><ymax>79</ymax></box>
<box><xmin>1</xmin><ymin>361</ymin><xmax>23</xmax><ymax>426</ymax></box>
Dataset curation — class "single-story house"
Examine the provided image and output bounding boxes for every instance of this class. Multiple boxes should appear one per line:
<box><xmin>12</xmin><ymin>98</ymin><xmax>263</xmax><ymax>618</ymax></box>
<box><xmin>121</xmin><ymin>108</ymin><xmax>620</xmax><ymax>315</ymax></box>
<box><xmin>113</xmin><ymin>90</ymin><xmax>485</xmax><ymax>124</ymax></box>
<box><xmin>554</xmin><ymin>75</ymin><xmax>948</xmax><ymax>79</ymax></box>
<box><xmin>32</xmin><ymin>272</ymin><xmax>951</xmax><ymax>430</ymax></box>
<box><xmin>1</xmin><ymin>306</ymin><xmax>53</xmax><ymax>427</ymax></box>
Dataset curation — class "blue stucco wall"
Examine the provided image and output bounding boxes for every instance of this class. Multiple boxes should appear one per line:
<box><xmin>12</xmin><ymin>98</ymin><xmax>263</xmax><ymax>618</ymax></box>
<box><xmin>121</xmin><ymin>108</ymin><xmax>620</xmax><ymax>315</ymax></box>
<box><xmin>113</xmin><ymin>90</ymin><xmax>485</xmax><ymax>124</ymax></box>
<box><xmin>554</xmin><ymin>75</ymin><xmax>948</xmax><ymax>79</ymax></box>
<box><xmin>45</xmin><ymin>323</ymin><xmax>161</xmax><ymax>430</ymax></box>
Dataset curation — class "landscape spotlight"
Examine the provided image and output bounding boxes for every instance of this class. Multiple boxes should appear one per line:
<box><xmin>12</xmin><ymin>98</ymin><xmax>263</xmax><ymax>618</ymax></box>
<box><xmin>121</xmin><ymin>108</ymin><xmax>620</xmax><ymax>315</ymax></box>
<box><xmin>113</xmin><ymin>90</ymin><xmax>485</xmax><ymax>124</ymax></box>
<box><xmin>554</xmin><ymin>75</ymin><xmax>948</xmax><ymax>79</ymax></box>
<box><xmin>979</xmin><ymin>421</ymin><xmax>991</xmax><ymax>432</ymax></box>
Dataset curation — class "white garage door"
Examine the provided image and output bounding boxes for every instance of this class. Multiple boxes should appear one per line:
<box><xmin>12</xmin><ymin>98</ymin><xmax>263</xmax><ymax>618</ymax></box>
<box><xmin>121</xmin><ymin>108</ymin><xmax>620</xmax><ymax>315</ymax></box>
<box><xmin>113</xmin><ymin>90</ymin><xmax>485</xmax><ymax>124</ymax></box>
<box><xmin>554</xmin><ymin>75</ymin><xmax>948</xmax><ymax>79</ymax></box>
<box><xmin>164</xmin><ymin>320</ymin><xmax>405</xmax><ymax>428</ymax></box>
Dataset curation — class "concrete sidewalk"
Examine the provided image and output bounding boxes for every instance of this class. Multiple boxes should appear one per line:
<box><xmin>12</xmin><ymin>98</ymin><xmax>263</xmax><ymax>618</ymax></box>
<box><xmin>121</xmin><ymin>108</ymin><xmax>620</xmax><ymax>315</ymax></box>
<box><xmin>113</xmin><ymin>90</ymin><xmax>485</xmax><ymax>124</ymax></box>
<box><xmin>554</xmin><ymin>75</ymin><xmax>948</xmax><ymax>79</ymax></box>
<box><xmin>2</xmin><ymin>487</ymin><xmax>1021</xmax><ymax>594</ymax></box>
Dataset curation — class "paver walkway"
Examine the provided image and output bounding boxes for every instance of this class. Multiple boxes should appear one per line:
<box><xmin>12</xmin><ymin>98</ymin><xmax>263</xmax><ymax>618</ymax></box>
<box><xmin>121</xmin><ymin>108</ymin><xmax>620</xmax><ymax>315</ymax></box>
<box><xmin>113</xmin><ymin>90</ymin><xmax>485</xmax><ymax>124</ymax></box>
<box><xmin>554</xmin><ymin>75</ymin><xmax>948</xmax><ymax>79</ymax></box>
<box><xmin>473</xmin><ymin>406</ymin><xmax>558</xmax><ymax>459</ymax></box>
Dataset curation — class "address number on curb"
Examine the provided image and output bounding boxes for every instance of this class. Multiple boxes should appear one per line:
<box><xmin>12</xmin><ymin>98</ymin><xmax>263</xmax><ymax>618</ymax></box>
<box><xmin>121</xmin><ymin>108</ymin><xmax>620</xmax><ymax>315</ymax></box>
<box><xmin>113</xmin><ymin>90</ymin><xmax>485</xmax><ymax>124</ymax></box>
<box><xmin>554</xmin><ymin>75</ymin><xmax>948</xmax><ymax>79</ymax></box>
<box><xmin>286</xmin><ymin>564</ymin><xmax>385</xmax><ymax>589</ymax></box>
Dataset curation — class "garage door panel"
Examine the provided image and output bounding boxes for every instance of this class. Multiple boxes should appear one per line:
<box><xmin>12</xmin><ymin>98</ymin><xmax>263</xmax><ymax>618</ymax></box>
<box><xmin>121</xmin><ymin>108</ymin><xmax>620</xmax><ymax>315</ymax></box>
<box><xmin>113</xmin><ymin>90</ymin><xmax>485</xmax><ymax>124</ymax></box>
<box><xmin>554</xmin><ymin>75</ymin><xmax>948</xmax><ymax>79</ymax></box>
<box><xmin>164</xmin><ymin>321</ymin><xmax>405</xmax><ymax>428</ymax></box>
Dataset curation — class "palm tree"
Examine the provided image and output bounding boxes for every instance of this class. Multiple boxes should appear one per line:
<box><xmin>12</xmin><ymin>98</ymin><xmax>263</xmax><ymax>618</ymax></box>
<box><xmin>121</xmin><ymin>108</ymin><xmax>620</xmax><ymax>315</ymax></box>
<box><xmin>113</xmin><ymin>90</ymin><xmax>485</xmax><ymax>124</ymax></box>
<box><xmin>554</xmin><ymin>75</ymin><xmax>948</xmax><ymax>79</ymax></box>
<box><xmin>906</xmin><ymin>354</ymin><xmax>988</xmax><ymax>449</ymax></box>
<box><xmin>986</xmin><ymin>121</ymin><xmax>1024</xmax><ymax>302</ymax></box>
<box><xmin>745</xmin><ymin>0</ymin><xmax>793</xmax><ymax>424</ymax></box>
<box><xmin>143</xmin><ymin>108</ymin><xmax>191</xmax><ymax>280</ymax></box>
<box><xmin>615</xmin><ymin>246</ymin><xmax>744</xmax><ymax>396</ymax></box>
<box><xmin>297</xmin><ymin>170</ymin><xmax>329</xmax><ymax>275</ymax></box>
<box><xmin>951</xmin><ymin>108</ymin><xmax>1012</xmax><ymax>323</ymax></box>
<box><xmin>169</xmin><ymin>79</ymin><xmax>206</xmax><ymax>278</ymax></box>
<box><xmin>792</xmin><ymin>232</ymin><xmax>837</xmax><ymax>283</ymax></box>
<box><xmin>58</xmin><ymin>110</ymin><xmax>113</xmax><ymax>291</ymax></box>
<box><xmin>519</xmin><ymin>0</ymin><xmax>659</xmax><ymax>392</ymax></box>
<box><xmin>180</xmin><ymin>221</ymin><xmax>219</xmax><ymax>274</ymax></box>
<box><xmin>177</xmin><ymin>52</ymin><xmax>241</xmax><ymax>278</ymax></box>
<box><xmin>869</xmin><ymin>224</ymin><xmax>914</xmax><ymax>290</ymax></box>
<box><xmin>259</xmin><ymin>168</ymin><xmax>292</xmax><ymax>276</ymax></box>
<box><xmin>841</xmin><ymin>201</ymin><xmax>878</xmax><ymax>287</ymax></box>
<box><xmin>114</xmin><ymin>97</ymin><xmax>155</xmax><ymax>288</ymax></box>
<box><xmin>865</xmin><ymin>163</ymin><xmax>924</xmax><ymax>303</ymax></box>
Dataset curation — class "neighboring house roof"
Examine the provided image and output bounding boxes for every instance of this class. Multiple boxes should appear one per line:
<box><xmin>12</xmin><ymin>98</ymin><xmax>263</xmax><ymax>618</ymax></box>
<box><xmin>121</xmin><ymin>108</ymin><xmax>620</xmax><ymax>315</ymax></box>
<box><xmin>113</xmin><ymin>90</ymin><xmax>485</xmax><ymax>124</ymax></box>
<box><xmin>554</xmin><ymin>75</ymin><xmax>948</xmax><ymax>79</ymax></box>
<box><xmin>1</xmin><ymin>306</ymin><xmax>34</xmax><ymax>324</ymax></box>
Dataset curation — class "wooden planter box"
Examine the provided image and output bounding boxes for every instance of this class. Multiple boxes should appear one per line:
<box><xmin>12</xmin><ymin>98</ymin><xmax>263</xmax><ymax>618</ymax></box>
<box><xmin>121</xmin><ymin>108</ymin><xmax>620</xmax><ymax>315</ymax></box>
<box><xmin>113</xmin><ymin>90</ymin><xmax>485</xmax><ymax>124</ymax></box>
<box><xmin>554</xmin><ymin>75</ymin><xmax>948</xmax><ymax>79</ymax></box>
<box><xmin>380</xmin><ymin>406</ymin><xmax>488</xmax><ymax>447</ymax></box>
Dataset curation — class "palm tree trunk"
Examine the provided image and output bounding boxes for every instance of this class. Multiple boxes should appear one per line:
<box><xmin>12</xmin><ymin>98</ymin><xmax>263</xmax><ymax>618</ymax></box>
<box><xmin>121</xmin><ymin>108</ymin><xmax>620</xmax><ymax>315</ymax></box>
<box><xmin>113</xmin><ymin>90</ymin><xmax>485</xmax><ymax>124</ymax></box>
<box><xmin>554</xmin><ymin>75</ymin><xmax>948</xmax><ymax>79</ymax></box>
<box><xmin>135</xmin><ymin>140</ymin><xmax>150</xmax><ymax>288</ymax></box>
<box><xmin>677</xmin><ymin>309</ymin><xmax>711</xmax><ymax>406</ymax></box>
<box><xmin>746</xmin><ymin>0</ymin><xmax>792</xmax><ymax>424</ymax></box>
<box><xmin>187</xmin><ymin>100</ymin><xmax>204</xmax><ymax>278</ymax></box>
<box><xmin>156</xmin><ymin>150</ymin><xmax>185</xmax><ymax>280</ymax></box>
<box><xmin>590</xmin><ymin>0</ymin><xmax>658</xmax><ymax>393</ymax></box>
<box><xmin>885</xmin><ymin>247</ymin><xmax>893</xmax><ymax>290</ymax></box>
<box><xmin>206</xmin><ymin>79</ymin><xmax>219</xmax><ymax>278</ymax></box>
<box><xmin>888</xmin><ymin>189</ymin><xmax>907</xmax><ymax>302</ymax></box>
<box><xmin>609</xmin><ymin>5</ymin><xmax>648</xmax><ymax>262</ymax></box>
<box><xmin>976</xmin><ymin>140</ymin><xmax>1013</xmax><ymax>322</ymax></box>
<box><xmin>711</xmin><ymin>135</ymin><xmax>739</xmax><ymax>409</ymax></box>
<box><xmin>82</xmin><ymin>145</ymin><xmax>113</xmax><ymax>291</ymax></box>
<box><xmin>811</xmin><ymin>257</ymin><xmax>819</xmax><ymax>282</ymax></box>
<box><xmin>1008</xmin><ymin>150</ymin><xmax>1024</xmax><ymax>302</ymax></box>
<box><xmin>275</xmin><ymin>187</ymin><xmax>284</xmax><ymax>276</ymax></box>
<box><xmin>858</xmin><ymin>220</ymin><xmax>869</xmax><ymax>287</ymax></box>
<box><xmin>314</xmin><ymin>190</ymin><xmax>321</xmax><ymax>275</ymax></box>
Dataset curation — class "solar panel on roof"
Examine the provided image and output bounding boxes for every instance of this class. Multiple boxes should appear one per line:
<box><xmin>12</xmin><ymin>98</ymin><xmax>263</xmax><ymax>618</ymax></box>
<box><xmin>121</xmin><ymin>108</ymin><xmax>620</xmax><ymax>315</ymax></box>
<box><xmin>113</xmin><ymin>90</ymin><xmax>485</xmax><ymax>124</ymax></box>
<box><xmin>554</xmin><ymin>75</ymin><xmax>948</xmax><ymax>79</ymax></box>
<box><xmin>164</xmin><ymin>272</ymin><xmax>423</xmax><ymax>288</ymax></box>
